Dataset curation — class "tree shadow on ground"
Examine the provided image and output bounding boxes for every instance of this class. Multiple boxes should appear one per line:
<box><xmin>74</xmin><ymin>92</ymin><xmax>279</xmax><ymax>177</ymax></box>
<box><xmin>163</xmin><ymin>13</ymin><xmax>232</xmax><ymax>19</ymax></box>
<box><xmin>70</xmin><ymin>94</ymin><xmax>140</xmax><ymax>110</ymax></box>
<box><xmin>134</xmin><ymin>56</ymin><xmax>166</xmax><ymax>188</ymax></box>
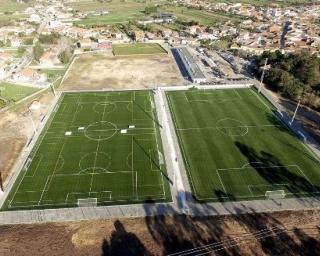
<box><xmin>102</xmin><ymin>220</ymin><xmax>151</xmax><ymax>256</ymax></box>
<box><xmin>143</xmin><ymin>198</ymin><xmax>320</xmax><ymax>255</ymax></box>
<box><xmin>144</xmin><ymin>194</ymin><xmax>244</xmax><ymax>255</ymax></box>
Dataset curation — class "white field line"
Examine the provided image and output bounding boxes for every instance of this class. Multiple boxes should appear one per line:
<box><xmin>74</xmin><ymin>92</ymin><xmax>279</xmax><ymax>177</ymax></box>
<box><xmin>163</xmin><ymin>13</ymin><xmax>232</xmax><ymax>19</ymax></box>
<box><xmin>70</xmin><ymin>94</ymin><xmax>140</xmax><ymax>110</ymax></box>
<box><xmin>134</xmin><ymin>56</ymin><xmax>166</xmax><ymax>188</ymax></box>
<box><xmin>166</xmin><ymin>93</ymin><xmax>199</xmax><ymax>198</ymax></box>
<box><xmin>149</xmin><ymin>91</ymin><xmax>166</xmax><ymax>199</ymax></box>
<box><xmin>131</xmin><ymin>93</ymin><xmax>137</xmax><ymax>199</ymax></box>
<box><xmin>177</xmin><ymin>124</ymin><xmax>281</xmax><ymax>131</ymax></box>
<box><xmin>59</xmin><ymin>55</ymin><xmax>78</xmax><ymax>86</ymax></box>
<box><xmin>216</xmin><ymin>170</ymin><xmax>227</xmax><ymax>194</ymax></box>
<box><xmin>37</xmin><ymin>96</ymin><xmax>81</xmax><ymax>206</ymax></box>
<box><xmin>250</xmin><ymin>89</ymin><xmax>271</xmax><ymax>111</ymax></box>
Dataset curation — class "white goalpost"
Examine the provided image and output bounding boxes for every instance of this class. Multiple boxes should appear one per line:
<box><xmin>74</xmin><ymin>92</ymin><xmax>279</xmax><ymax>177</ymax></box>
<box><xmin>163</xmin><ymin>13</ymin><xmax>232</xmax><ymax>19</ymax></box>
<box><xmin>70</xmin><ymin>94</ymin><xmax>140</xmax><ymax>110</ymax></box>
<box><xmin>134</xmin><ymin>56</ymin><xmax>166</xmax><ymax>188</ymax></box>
<box><xmin>265</xmin><ymin>190</ymin><xmax>286</xmax><ymax>200</ymax></box>
<box><xmin>77</xmin><ymin>198</ymin><xmax>97</xmax><ymax>207</ymax></box>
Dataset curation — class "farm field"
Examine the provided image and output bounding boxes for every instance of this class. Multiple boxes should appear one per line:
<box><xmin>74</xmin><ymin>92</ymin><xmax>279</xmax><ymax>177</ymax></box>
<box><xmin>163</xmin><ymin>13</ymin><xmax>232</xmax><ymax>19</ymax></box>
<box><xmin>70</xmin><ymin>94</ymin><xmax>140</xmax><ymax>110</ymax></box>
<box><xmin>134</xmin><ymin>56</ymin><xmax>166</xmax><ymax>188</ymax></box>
<box><xmin>2</xmin><ymin>90</ymin><xmax>171</xmax><ymax>210</ymax></box>
<box><xmin>163</xmin><ymin>6</ymin><xmax>246</xmax><ymax>25</ymax></box>
<box><xmin>167</xmin><ymin>88</ymin><xmax>320</xmax><ymax>202</ymax></box>
<box><xmin>0</xmin><ymin>82</ymin><xmax>39</xmax><ymax>103</ymax></box>
<box><xmin>0</xmin><ymin>0</ymin><xmax>35</xmax><ymax>12</ymax></box>
<box><xmin>113</xmin><ymin>43</ymin><xmax>167</xmax><ymax>56</ymax></box>
<box><xmin>70</xmin><ymin>0</ymin><xmax>165</xmax><ymax>25</ymax></box>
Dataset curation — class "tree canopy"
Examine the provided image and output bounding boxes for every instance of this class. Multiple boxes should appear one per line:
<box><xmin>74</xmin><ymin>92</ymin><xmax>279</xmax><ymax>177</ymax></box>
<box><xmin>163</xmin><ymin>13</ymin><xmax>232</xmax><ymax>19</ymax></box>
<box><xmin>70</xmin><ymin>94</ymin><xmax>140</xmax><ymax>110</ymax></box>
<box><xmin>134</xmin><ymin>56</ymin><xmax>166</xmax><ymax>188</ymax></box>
<box><xmin>254</xmin><ymin>50</ymin><xmax>320</xmax><ymax>110</ymax></box>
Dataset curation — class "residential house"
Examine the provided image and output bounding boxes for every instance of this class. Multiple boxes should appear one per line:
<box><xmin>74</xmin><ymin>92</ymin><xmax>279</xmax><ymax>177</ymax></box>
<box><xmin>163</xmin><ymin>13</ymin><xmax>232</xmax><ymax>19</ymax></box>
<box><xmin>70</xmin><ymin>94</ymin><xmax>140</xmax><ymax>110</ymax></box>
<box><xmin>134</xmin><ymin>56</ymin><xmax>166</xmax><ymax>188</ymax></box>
<box><xmin>133</xmin><ymin>31</ymin><xmax>145</xmax><ymax>42</ymax></box>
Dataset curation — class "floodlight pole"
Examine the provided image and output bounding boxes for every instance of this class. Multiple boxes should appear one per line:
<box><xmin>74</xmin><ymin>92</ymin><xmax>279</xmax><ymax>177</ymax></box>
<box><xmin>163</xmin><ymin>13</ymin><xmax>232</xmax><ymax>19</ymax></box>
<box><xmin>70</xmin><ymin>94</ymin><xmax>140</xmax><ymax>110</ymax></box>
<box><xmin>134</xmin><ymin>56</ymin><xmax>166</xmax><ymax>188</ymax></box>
<box><xmin>290</xmin><ymin>99</ymin><xmax>301</xmax><ymax>126</ymax></box>
<box><xmin>50</xmin><ymin>83</ymin><xmax>56</xmax><ymax>96</ymax></box>
<box><xmin>29</xmin><ymin>109</ymin><xmax>37</xmax><ymax>134</ymax></box>
<box><xmin>258</xmin><ymin>58</ymin><xmax>268</xmax><ymax>93</ymax></box>
<box><xmin>0</xmin><ymin>170</ymin><xmax>3</xmax><ymax>193</ymax></box>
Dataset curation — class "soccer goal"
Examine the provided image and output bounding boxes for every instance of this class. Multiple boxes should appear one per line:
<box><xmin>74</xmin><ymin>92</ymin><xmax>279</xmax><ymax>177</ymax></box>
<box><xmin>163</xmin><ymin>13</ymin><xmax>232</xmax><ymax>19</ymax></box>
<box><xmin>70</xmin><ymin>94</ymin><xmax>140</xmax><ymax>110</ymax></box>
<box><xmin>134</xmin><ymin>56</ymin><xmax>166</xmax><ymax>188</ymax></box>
<box><xmin>77</xmin><ymin>198</ymin><xmax>97</xmax><ymax>207</ymax></box>
<box><xmin>265</xmin><ymin>190</ymin><xmax>286</xmax><ymax>200</ymax></box>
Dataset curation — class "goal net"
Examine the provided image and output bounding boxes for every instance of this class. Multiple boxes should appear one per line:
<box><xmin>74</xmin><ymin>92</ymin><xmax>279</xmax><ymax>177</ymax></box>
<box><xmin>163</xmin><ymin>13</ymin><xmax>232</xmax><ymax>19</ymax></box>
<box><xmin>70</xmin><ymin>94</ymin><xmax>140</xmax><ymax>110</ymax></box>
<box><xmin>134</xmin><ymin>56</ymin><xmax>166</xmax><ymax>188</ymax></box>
<box><xmin>265</xmin><ymin>190</ymin><xmax>286</xmax><ymax>200</ymax></box>
<box><xmin>77</xmin><ymin>198</ymin><xmax>97</xmax><ymax>207</ymax></box>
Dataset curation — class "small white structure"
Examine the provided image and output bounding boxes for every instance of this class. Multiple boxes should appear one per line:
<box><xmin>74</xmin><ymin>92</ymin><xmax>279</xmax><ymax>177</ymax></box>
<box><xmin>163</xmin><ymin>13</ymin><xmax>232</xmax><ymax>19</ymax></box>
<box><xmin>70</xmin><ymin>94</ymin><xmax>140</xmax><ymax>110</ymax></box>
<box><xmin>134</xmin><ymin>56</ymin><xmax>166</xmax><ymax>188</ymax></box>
<box><xmin>120</xmin><ymin>129</ymin><xmax>127</xmax><ymax>134</ymax></box>
<box><xmin>65</xmin><ymin>131</ymin><xmax>72</xmax><ymax>136</ymax></box>
<box><xmin>129</xmin><ymin>125</ymin><xmax>135</xmax><ymax>129</ymax></box>
<box><xmin>78</xmin><ymin>127</ymin><xmax>85</xmax><ymax>131</ymax></box>
<box><xmin>29</xmin><ymin>100</ymin><xmax>41</xmax><ymax>111</ymax></box>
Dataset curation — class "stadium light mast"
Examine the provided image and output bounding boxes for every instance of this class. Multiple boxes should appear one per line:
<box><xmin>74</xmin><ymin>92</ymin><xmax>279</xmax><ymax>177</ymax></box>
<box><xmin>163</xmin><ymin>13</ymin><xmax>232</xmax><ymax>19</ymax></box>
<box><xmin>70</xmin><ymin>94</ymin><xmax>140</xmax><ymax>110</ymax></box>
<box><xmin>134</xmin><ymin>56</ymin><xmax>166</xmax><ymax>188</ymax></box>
<box><xmin>258</xmin><ymin>58</ymin><xmax>268</xmax><ymax>93</ymax></box>
<box><xmin>28</xmin><ymin>109</ymin><xmax>37</xmax><ymax>134</ymax></box>
<box><xmin>28</xmin><ymin>101</ymin><xmax>41</xmax><ymax>134</ymax></box>
<box><xmin>50</xmin><ymin>83</ymin><xmax>56</xmax><ymax>96</ymax></box>
<box><xmin>290</xmin><ymin>99</ymin><xmax>301</xmax><ymax>126</ymax></box>
<box><xmin>0</xmin><ymin>170</ymin><xmax>3</xmax><ymax>194</ymax></box>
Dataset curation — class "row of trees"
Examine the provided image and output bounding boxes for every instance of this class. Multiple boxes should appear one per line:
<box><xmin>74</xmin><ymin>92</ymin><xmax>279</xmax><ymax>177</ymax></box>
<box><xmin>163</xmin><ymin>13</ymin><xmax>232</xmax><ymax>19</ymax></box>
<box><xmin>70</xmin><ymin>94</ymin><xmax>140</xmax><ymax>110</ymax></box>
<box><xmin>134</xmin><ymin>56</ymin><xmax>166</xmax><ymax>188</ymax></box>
<box><xmin>253</xmin><ymin>50</ymin><xmax>320</xmax><ymax>110</ymax></box>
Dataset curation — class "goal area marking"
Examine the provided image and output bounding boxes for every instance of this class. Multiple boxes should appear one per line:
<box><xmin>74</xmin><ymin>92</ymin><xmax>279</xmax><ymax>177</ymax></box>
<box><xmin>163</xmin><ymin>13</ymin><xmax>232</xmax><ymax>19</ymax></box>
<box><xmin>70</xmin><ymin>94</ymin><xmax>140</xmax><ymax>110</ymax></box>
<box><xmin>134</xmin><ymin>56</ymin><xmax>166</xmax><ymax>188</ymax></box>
<box><xmin>77</xmin><ymin>198</ymin><xmax>97</xmax><ymax>207</ymax></box>
<box><xmin>265</xmin><ymin>190</ymin><xmax>286</xmax><ymax>200</ymax></box>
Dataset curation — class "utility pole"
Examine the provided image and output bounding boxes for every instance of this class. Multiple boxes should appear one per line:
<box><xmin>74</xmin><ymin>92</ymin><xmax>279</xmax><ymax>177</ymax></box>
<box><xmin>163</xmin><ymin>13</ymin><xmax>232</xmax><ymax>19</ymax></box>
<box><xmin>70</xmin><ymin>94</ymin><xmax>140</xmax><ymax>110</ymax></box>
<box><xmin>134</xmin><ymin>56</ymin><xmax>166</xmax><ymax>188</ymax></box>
<box><xmin>29</xmin><ymin>109</ymin><xmax>37</xmax><ymax>134</ymax></box>
<box><xmin>258</xmin><ymin>58</ymin><xmax>268</xmax><ymax>93</ymax></box>
<box><xmin>50</xmin><ymin>83</ymin><xmax>56</xmax><ymax>96</ymax></box>
<box><xmin>290</xmin><ymin>99</ymin><xmax>301</xmax><ymax>126</ymax></box>
<box><xmin>0</xmin><ymin>169</ymin><xmax>3</xmax><ymax>194</ymax></box>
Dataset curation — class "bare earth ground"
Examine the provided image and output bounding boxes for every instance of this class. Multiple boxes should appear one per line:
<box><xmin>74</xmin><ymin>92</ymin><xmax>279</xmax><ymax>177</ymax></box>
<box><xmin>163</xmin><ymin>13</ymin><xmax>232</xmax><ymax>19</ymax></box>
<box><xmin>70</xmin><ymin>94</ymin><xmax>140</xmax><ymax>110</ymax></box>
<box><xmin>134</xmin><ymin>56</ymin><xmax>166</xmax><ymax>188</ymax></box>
<box><xmin>0</xmin><ymin>209</ymin><xmax>319</xmax><ymax>256</ymax></box>
<box><xmin>265</xmin><ymin>87</ymin><xmax>320</xmax><ymax>143</ymax></box>
<box><xmin>0</xmin><ymin>92</ymin><xmax>54</xmax><ymax>184</ymax></box>
<box><xmin>60</xmin><ymin>53</ymin><xmax>184</xmax><ymax>91</ymax></box>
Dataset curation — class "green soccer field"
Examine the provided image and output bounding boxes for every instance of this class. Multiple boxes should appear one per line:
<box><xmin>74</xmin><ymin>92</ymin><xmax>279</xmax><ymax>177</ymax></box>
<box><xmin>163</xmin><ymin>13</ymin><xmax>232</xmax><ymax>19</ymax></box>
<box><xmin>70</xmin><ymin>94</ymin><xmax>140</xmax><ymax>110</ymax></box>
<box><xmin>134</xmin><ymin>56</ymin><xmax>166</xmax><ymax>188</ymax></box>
<box><xmin>3</xmin><ymin>91</ymin><xmax>171</xmax><ymax>210</ymax></box>
<box><xmin>112</xmin><ymin>43</ymin><xmax>167</xmax><ymax>56</ymax></box>
<box><xmin>167</xmin><ymin>88</ymin><xmax>320</xmax><ymax>202</ymax></box>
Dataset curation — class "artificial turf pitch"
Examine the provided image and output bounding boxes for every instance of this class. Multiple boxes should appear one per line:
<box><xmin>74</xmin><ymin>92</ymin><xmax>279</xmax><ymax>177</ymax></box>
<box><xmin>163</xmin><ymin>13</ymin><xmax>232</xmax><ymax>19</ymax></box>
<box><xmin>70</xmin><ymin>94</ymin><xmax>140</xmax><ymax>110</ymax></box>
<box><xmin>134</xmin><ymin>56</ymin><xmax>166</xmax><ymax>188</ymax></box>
<box><xmin>3</xmin><ymin>91</ymin><xmax>171</xmax><ymax>210</ymax></box>
<box><xmin>167</xmin><ymin>88</ymin><xmax>320</xmax><ymax>202</ymax></box>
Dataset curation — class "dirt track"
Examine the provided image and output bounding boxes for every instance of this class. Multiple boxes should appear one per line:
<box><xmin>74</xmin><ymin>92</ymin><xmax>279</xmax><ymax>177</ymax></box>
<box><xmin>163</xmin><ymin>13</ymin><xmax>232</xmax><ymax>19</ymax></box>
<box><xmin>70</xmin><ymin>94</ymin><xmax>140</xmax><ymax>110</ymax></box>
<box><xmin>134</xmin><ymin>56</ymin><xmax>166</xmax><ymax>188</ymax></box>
<box><xmin>0</xmin><ymin>209</ymin><xmax>319</xmax><ymax>256</ymax></box>
<box><xmin>60</xmin><ymin>53</ymin><xmax>184</xmax><ymax>91</ymax></box>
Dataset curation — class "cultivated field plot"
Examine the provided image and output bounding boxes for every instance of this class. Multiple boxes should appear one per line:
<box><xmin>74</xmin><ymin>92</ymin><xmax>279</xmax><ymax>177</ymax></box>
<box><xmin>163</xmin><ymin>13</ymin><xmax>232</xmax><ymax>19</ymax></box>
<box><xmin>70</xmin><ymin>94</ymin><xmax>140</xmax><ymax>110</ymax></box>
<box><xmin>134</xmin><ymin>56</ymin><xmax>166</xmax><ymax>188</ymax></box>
<box><xmin>167</xmin><ymin>88</ymin><xmax>320</xmax><ymax>202</ymax></box>
<box><xmin>3</xmin><ymin>91</ymin><xmax>171</xmax><ymax>210</ymax></box>
<box><xmin>113</xmin><ymin>43</ymin><xmax>167</xmax><ymax>56</ymax></box>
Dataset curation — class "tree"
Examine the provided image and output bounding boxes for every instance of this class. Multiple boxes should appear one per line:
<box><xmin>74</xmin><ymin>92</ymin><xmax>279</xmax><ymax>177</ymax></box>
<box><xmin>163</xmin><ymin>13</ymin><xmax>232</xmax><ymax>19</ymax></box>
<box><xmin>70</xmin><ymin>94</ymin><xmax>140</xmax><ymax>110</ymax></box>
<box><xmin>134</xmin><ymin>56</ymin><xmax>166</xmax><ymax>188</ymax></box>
<box><xmin>39</xmin><ymin>33</ymin><xmax>60</xmax><ymax>44</ymax></box>
<box><xmin>17</xmin><ymin>46</ymin><xmax>26</xmax><ymax>56</ymax></box>
<box><xmin>144</xmin><ymin>6</ymin><xmax>157</xmax><ymax>14</ymax></box>
<box><xmin>58</xmin><ymin>50</ymin><xmax>71</xmax><ymax>64</ymax></box>
<box><xmin>33</xmin><ymin>43</ymin><xmax>44</xmax><ymax>61</ymax></box>
<box><xmin>5</xmin><ymin>39</ymin><xmax>11</xmax><ymax>47</ymax></box>
<box><xmin>23</xmin><ymin>38</ymin><xmax>34</xmax><ymax>45</ymax></box>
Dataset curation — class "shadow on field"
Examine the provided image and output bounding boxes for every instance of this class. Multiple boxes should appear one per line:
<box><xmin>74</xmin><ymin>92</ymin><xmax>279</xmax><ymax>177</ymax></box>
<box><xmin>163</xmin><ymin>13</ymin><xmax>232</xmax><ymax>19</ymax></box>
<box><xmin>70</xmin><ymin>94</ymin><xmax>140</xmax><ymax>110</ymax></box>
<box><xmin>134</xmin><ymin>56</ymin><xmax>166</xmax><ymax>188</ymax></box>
<box><xmin>132</xmin><ymin>100</ymin><xmax>162</xmax><ymax>128</ymax></box>
<box><xmin>102</xmin><ymin>220</ymin><xmax>151</xmax><ymax>256</ymax></box>
<box><xmin>235</xmin><ymin>141</ymin><xmax>320</xmax><ymax>198</ymax></box>
<box><xmin>133</xmin><ymin>137</ymin><xmax>173</xmax><ymax>185</ymax></box>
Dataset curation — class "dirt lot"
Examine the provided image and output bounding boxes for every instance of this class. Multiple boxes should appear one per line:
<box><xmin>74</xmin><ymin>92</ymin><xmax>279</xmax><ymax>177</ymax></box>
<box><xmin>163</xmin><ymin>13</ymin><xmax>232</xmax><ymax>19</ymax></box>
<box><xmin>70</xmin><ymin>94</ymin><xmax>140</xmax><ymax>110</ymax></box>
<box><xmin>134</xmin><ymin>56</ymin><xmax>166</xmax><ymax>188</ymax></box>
<box><xmin>60</xmin><ymin>52</ymin><xmax>184</xmax><ymax>91</ymax></box>
<box><xmin>0</xmin><ymin>209</ymin><xmax>319</xmax><ymax>256</ymax></box>
<box><xmin>264</xmin><ymin>86</ymin><xmax>320</xmax><ymax>144</ymax></box>
<box><xmin>0</xmin><ymin>92</ymin><xmax>54</xmax><ymax>184</ymax></box>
